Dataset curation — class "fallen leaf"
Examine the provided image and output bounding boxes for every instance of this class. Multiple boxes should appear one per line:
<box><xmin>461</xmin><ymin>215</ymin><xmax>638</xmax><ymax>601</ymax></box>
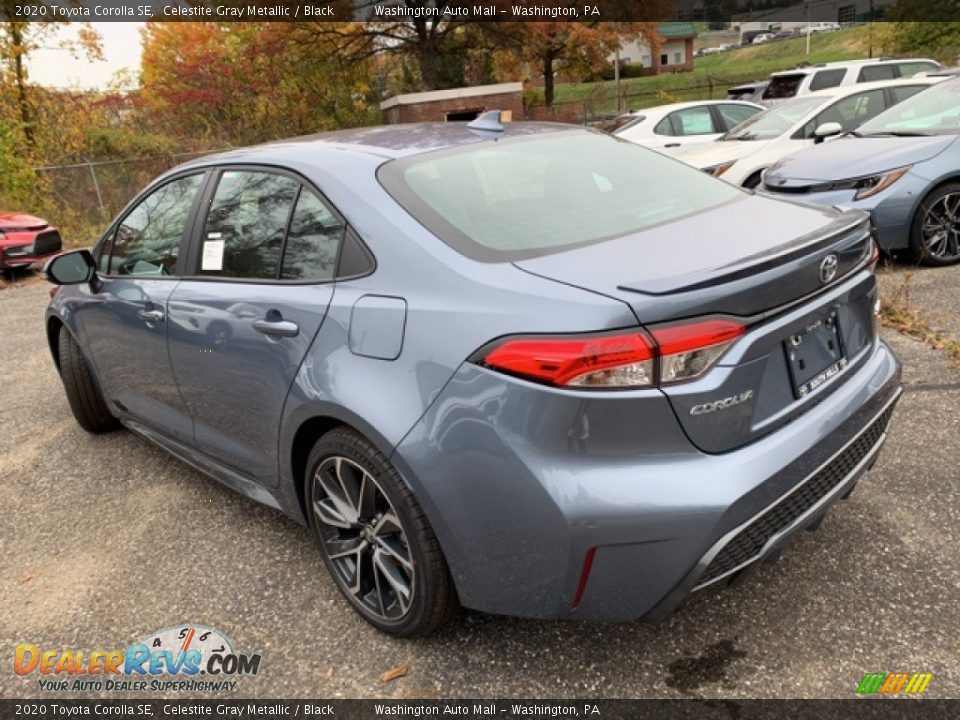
<box><xmin>379</xmin><ymin>664</ymin><xmax>409</xmax><ymax>683</ymax></box>
<box><xmin>19</xmin><ymin>572</ymin><xmax>36</xmax><ymax>584</ymax></box>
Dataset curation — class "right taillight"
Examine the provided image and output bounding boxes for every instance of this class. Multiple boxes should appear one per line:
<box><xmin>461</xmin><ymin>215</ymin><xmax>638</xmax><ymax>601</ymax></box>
<box><xmin>478</xmin><ymin>317</ymin><xmax>745</xmax><ymax>390</ymax></box>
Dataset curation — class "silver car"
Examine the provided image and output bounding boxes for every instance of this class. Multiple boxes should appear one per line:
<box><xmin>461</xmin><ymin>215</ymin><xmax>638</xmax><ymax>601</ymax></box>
<box><xmin>44</xmin><ymin>120</ymin><xmax>901</xmax><ymax>635</ymax></box>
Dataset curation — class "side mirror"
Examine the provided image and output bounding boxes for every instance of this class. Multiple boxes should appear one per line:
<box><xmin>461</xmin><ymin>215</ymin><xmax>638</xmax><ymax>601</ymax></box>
<box><xmin>813</xmin><ymin>122</ymin><xmax>843</xmax><ymax>143</ymax></box>
<box><xmin>45</xmin><ymin>249</ymin><xmax>96</xmax><ymax>286</ymax></box>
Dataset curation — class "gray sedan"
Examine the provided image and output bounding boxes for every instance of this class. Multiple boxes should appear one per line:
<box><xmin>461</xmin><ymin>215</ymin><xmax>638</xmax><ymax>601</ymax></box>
<box><xmin>43</xmin><ymin>120</ymin><xmax>900</xmax><ymax>636</ymax></box>
<box><xmin>762</xmin><ymin>76</ymin><xmax>960</xmax><ymax>265</ymax></box>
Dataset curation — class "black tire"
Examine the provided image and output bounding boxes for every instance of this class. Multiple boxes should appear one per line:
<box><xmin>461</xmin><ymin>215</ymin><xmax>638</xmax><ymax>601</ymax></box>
<box><xmin>57</xmin><ymin>326</ymin><xmax>118</xmax><ymax>433</ymax></box>
<box><xmin>305</xmin><ymin>427</ymin><xmax>457</xmax><ymax>636</ymax></box>
<box><xmin>907</xmin><ymin>182</ymin><xmax>960</xmax><ymax>266</ymax></box>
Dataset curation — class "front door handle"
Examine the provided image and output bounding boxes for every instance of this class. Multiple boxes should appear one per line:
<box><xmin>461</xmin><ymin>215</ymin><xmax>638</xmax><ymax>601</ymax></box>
<box><xmin>253</xmin><ymin>318</ymin><xmax>299</xmax><ymax>338</ymax></box>
<box><xmin>664</xmin><ymin>142</ymin><xmax>681</xmax><ymax>148</ymax></box>
<box><xmin>137</xmin><ymin>308</ymin><xmax>164</xmax><ymax>324</ymax></box>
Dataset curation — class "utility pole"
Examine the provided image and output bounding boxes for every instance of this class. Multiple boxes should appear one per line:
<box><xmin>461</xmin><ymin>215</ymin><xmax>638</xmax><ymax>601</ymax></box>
<box><xmin>614</xmin><ymin>45</ymin><xmax>621</xmax><ymax>113</ymax></box>
<box><xmin>806</xmin><ymin>3</ymin><xmax>812</xmax><ymax>56</ymax></box>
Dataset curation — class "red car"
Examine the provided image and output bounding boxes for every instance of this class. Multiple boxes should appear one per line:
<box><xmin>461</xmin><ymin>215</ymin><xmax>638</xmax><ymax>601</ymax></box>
<box><xmin>0</xmin><ymin>212</ymin><xmax>62</xmax><ymax>272</ymax></box>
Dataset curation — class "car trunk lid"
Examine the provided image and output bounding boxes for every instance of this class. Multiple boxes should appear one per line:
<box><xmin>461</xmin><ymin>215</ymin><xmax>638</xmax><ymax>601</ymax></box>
<box><xmin>515</xmin><ymin>196</ymin><xmax>876</xmax><ymax>452</ymax></box>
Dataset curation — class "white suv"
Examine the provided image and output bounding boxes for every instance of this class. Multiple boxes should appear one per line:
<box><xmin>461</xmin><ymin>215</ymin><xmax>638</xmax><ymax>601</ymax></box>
<box><xmin>762</xmin><ymin>58</ymin><xmax>941</xmax><ymax>104</ymax></box>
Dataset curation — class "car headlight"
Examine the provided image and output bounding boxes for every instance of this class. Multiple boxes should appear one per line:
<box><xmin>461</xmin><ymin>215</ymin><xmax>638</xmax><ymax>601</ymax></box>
<box><xmin>702</xmin><ymin>160</ymin><xmax>737</xmax><ymax>177</ymax></box>
<box><xmin>852</xmin><ymin>166</ymin><xmax>912</xmax><ymax>200</ymax></box>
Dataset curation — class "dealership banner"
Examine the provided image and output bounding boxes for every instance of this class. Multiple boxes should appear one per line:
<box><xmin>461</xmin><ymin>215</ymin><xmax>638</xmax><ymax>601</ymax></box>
<box><xmin>2</xmin><ymin>700</ymin><xmax>960</xmax><ymax>719</ymax></box>
<box><xmin>1</xmin><ymin>0</ymin><xmax>958</xmax><ymax>23</ymax></box>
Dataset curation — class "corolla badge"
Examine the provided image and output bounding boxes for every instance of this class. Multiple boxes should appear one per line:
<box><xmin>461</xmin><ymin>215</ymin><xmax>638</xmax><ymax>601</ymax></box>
<box><xmin>819</xmin><ymin>254</ymin><xmax>839</xmax><ymax>284</ymax></box>
<box><xmin>690</xmin><ymin>390</ymin><xmax>754</xmax><ymax>416</ymax></box>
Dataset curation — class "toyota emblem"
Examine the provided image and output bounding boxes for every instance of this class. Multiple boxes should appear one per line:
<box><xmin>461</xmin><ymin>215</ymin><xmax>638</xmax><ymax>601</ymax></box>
<box><xmin>819</xmin><ymin>254</ymin><xmax>839</xmax><ymax>284</ymax></box>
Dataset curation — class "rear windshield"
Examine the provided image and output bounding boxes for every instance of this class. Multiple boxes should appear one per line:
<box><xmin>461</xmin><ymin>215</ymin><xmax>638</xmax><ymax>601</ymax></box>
<box><xmin>378</xmin><ymin>131</ymin><xmax>743</xmax><ymax>261</ymax></box>
<box><xmin>763</xmin><ymin>73</ymin><xmax>808</xmax><ymax>100</ymax></box>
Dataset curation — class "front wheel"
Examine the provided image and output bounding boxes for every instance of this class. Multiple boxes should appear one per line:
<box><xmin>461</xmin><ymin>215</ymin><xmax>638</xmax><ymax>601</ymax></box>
<box><xmin>908</xmin><ymin>183</ymin><xmax>960</xmax><ymax>266</ymax></box>
<box><xmin>57</xmin><ymin>326</ymin><xmax>118</xmax><ymax>433</ymax></box>
<box><xmin>305</xmin><ymin>428</ymin><xmax>458</xmax><ymax>636</ymax></box>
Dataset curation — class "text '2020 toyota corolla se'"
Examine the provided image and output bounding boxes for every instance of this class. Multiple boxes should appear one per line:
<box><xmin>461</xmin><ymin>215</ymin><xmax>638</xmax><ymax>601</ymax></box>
<box><xmin>44</xmin><ymin>120</ymin><xmax>900</xmax><ymax>636</ymax></box>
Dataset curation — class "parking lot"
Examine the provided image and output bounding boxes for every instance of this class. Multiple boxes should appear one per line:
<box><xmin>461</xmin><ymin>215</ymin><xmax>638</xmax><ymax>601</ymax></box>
<box><xmin>2</xmin><ymin>262</ymin><xmax>959</xmax><ymax>700</ymax></box>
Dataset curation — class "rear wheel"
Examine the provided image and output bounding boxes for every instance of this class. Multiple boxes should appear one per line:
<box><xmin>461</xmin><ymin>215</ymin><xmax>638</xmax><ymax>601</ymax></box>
<box><xmin>908</xmin><ymin>183</ymin><xmax>960</xmax><ymax>266</ymax></box>
<box><xmin>57</xmin><ymin>326</ymin><xmax>118</xmax><ymax>433</ymax></box>
<box><xmin>305</xmin><ymin>427</ymin><xmax>457</xmax><ymax>636</ymax></box>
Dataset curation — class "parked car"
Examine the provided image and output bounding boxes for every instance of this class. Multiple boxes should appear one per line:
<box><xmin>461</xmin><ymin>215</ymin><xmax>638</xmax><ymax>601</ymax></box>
<box><xmin>0</xmin><ymin>212</ymin><xmax>62</xmax><ymax>273</ymax></box>
<box><xmin>44</xmin><ymin>119</ymin><xmax>901</xmax><ymax>636</ymax></box>
<box><xmin>762</xmin><ymin>76</ymin><xmax>960</xmax><ymax>265</ymax></box>
<box><xmin>752</xmin><ymin>33</ymin><xmax>774</xmax><ymax>45</ymax></box>
<box><xmin>727</xmin><ymin>81</ymin><xmax>769</xmax><ymax>104</ymax></box>
<box><xmin>606</xmin><ymin>100</ymin><xmax>764</xmax><ymax>153</ymax></box>
<box><xmin>762</xmin><ymin>58</ymin><xmax>941</xmax><ymax>104</ymax></box>
<box><xmin>674</xmin><ymin>76</ymin><xmax>945</xmax><ymax>188</ymax></box>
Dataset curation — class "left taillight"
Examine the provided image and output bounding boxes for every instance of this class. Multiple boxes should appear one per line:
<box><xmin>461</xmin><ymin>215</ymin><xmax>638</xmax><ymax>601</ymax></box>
<box><xmin>478</xmin><ymin>317</ymin><xmax>745</xmax><ymax>390</ymax></box>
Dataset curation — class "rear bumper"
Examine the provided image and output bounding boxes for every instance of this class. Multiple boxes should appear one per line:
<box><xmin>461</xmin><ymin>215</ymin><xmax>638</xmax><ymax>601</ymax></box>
<box><xmin>395</xmin><ymin>337</ymin><xmax>901</xmax><ymax>621</ymax></box>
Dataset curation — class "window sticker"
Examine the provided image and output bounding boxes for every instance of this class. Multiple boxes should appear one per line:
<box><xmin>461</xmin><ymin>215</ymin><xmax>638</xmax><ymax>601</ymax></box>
<box><xmin>201</xmin><ymin>239</ymin><xmax>225</xmax><ymax>271</ymax></box>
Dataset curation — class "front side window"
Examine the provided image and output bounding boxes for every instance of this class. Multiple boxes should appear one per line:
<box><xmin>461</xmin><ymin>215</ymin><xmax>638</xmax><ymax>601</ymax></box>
<box><xmin>802</xmin><ymin>89</ymin><xmax>885</xmax><ymax>138</ymax></box>
<box><xmin>280</xmin><ymin>189</ymin><xmax>344</xmax><ymax>281</ymax></box>
<box><xmin>109</xmin><ymin>174</ymin><xmax>203</xmax><ymax>276</ymax></box>
<box><xmin>717</xmin><ymin>103</ymin><xmax>761</xmax><ymax>130</ymax></box>
<box><xmin>378</xmin><ymin>131</ymin><xmax>743</xmax><ymax>261</ymax></box>
<box><xmin>668</xmin><ymin>107</ymin><xmax>716</xmax><ymax>136</ymax></box>
<box><xmin>200</xmin><ymin>171</ymin><xmax>299</xmax><ymax>279</ymax></box>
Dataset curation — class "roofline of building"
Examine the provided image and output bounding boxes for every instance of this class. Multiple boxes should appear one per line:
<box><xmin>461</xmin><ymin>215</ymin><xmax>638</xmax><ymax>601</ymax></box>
<box><xmin>380</xmin><ymin>82</ymin><xmax>524</xmax><ymax>111</ymax></box>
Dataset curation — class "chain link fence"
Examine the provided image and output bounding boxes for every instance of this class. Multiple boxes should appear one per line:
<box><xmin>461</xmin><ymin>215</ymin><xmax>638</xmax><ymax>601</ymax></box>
<box><xmin>32</xmin><ymin>150</ymin><xmax>225</xmax><ymax>228</ymax></box>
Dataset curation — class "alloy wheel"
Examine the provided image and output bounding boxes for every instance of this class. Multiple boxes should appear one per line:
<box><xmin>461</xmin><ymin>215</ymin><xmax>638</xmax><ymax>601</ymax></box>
<box><xmin>311</xmin><ymin>456</ymin><xmax>415</xmax><ymax>620</ymax></box>
<box><xmin>921</xmin><ymin>192</ymin><xmax>960</xmax><ymax>260</ymax></box>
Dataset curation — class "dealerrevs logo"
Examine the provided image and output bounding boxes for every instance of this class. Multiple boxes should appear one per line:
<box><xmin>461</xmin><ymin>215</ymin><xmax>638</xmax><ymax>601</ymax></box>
<box><xmin>14</xmin><ymin>624</ymin><xmax>262</xmax><ymax>693</ymax></box>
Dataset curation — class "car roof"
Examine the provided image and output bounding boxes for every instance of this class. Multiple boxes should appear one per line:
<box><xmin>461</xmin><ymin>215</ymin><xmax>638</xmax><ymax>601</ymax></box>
<box><xmin>629</xmin><ymin>99</ymin><xmax>761</xmax><ymax>116</ymax></box>
<box><xmin>801</xmin><ymin>75</ymin><xmax>944</xmax><ymax>100</ymax></box>
<box><xmin>177</xmin><ymin>121</ymin><xmax>576</xmax><ymax>167</ymax></box>
<box><xmin>770</xmin><ymin>58</ymin><xmax>939</xmax><ymax>77</ymax></box>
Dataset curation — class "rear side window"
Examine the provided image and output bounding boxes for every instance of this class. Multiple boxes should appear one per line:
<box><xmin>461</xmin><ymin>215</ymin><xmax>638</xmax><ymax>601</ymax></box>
<box><xmin>201</xmin><ymin>171</ymin><xmax>298</xmax><ymax>279</ymax></box>
<box><xmin>378</xmin><ymin>131</ymin><xmax>743</xmax><ymax>262</ymax></box>
<box><xmin>896</xmin><ymin>61</ymin><xmax>939</xmax><ymax>78</ymax></box>
<box><xmin>280</xmin><ymin>189</ymin><xmax>344</xmax><ymax>281</ymax></box>
<box><xmin>858</xmin><ymin>64</ymin><xmax>897</xmax><ymax>82</ymax></box>
<box><xmin>109</xmin><ymin>174</ymin><xmax>203</xmax><ymax>277</ymax></box>
<box><xmin>809</xmin><ymin>69</ymin><xmax>846</xmax><ymax>91</ymax></box>
<box><xmin>666</xmin><ymin>107</ymin><xmax>717</xmax><ymax>136</ymax></box>
<box><xmin>763</xmin><ymin>74</ymin><xmax>806</xmax><ymax>100</ymax></box>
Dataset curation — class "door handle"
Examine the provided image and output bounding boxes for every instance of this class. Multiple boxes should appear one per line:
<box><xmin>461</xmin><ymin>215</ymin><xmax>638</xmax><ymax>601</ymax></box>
<box><xmin>664</xmin><ymin>143</ymin><xmax>681</xmax><ymax>148</ymax></box>
<box><xmin>137</xmin><ymin>309</ymin><xmax>164</xmax><ymax>324</ymax></box>
<box><xmin>253</xmin><ymin>318</ymin><xmax>299</xmax><ymax>338</ymax></box>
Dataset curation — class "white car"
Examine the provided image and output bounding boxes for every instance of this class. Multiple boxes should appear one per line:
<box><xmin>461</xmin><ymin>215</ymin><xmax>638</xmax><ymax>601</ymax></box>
<box><xmin>761</xmin><ymin>57</ymin><xmax>941</xmax><ymax>104</ymax></box>
<box><xmin>608</xmin><ymin>100</ymin><xmax>764</xmax><ymax>154</ymax></box>
<box><xmin>672</xmin><ymin>76</ymin><xmax>946</xmax><ymax>188</ymax></box>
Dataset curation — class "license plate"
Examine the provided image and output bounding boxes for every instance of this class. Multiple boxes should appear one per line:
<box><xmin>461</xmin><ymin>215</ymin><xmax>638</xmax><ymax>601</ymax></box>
<box><xmin>785</xmin><ymin>312</ymin><xmax>847</xmax><ymax>398</ymax></box>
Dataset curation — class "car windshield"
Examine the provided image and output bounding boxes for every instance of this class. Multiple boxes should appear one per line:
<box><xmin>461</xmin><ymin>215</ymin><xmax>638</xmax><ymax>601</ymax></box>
<box><xmin>857</xmin><ymin>80</ymin><xmax>960</xmax><ymax>135</ymax></box>
<box><xmin>723</xmin><ymin>96</ymin><xmax>826</xmax><ymax>140</ymax></box>
<box><xmin>762</xmin><ymin>73</ymin><xmax>807</xmax><ymax>100</ymax></box>
<box><xmin>378</xmin><ymin>131</ymin><xmax>743</xmax><ymax>261</ymax></box>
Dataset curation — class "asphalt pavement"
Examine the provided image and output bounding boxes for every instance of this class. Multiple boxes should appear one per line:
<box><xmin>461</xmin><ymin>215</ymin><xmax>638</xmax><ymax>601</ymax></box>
<box><xmin>2</xmin><ymin>267</ymin><xmax>958</xmax><ymax>700</ymax></box>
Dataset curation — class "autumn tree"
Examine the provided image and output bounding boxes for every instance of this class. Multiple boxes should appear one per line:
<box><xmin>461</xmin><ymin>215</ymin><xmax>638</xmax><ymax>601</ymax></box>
<box><xmin>0</xmin><ymin>6</ymin><xmax>101</xmax><ymax>148</ymax></box>
<box><xmin>495</xmin><ymin>21</ymin><xmax>661</xmax><ymax>107</ymax></box>
<box><xmin>140</xmin><ymin>22</ymin><xmax>379</xmax><ymax>148</ymax></box>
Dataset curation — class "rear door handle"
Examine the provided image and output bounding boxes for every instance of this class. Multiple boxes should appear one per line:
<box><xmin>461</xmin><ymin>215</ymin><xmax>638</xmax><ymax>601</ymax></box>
<box><xmin>664</xmin><ymin>143</ymin><xmax>681</xmax><ymax>148</ymax></box>
<box><xmin>253</xmin><ymin>318</ymin><xmax>299</xmax><ymax>338</ymax></box>
<box><xmin>137</xmin><ymin>309</ymin><xmax>164</xmax><ymax>324</ymax></box>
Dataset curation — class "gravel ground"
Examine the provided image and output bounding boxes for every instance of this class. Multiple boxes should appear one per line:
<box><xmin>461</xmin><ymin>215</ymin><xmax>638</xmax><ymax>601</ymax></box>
<box><xmin>2</xmin><ymin>266</ymin><xmax>958</xmax><ymax>700</ymax></box>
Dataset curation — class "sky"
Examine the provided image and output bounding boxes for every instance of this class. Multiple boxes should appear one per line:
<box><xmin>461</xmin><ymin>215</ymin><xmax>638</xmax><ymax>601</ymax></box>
<box><xmin>27</xmin><ymin>23</ymin><xmax>145</xmax><ymax>90</ymax></box>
